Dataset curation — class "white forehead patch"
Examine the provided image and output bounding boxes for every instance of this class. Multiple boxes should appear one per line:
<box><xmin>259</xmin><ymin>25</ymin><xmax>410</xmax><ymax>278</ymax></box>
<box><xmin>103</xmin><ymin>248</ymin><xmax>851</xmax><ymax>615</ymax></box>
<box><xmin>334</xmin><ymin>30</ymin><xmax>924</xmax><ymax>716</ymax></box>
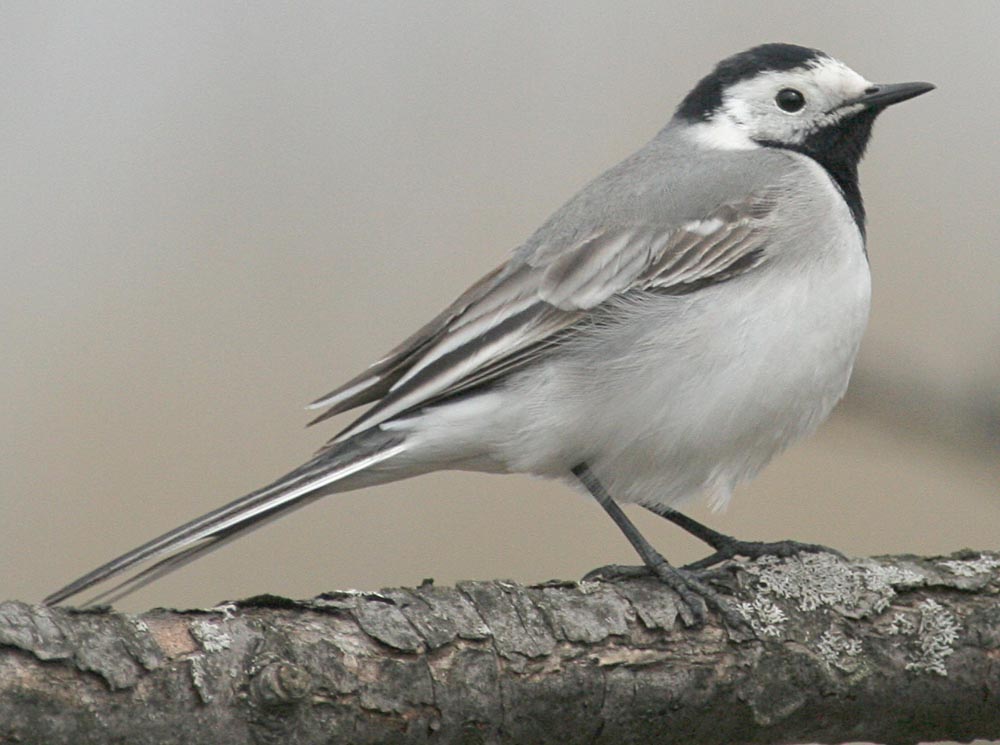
<box><xmin>805</xmin><ymin>56</ymin><xmax>872</xmax><ymax>102</ymax></box>
<box><xmin>723</xmin><ymin>57</ymin><xmax>872</xmax><ymax>122</ymax></box>
<box><xmin>693</xmin><ymin>55</ymin><xmax>874</xmax><ymax>150</ymax></box>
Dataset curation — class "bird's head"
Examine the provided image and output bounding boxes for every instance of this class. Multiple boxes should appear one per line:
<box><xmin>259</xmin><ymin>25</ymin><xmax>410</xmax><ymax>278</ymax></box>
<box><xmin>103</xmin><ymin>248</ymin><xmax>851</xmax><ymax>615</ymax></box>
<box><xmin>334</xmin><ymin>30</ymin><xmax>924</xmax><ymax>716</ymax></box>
<box><xmin>675</xmin><ymin>43</ymin><xmax>934</xmax><ymax>158</ymax></box>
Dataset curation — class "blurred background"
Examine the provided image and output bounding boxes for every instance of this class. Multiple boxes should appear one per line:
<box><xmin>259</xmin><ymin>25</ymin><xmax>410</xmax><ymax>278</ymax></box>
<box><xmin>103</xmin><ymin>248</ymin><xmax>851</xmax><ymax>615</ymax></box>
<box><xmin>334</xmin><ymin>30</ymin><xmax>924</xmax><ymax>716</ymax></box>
<box><xmin>2</xmin><ymin>3</ymin><xmax>997</xmax><ymax>613</ymax></box>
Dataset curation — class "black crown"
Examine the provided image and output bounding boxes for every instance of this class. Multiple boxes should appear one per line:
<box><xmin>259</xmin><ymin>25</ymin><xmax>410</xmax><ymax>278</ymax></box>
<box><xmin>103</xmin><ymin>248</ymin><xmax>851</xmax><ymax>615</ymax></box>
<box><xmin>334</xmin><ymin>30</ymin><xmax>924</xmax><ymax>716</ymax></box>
<box><xmin>675</xmin><ymin>43</ymin><xmax>826</xmax><ymax>121</ymax></box>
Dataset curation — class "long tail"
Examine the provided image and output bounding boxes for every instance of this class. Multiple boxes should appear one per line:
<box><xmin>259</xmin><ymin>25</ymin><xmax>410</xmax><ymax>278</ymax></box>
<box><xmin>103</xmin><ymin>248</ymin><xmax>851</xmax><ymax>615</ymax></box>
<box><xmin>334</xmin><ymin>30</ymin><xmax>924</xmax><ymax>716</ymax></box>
<box><xmin>44</xmin><ymin>430</ymin><xmax>408</xmax><ymax>607</ymax></box>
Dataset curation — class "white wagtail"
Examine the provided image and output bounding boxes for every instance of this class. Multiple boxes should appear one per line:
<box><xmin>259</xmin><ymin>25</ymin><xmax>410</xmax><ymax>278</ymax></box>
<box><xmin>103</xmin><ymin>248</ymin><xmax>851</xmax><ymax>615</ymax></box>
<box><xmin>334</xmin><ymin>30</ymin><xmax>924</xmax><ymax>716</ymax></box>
<box><xmin>46</xmin><ymin>44</ymin><xmax>933</xmax><ymax>622</ymax></box>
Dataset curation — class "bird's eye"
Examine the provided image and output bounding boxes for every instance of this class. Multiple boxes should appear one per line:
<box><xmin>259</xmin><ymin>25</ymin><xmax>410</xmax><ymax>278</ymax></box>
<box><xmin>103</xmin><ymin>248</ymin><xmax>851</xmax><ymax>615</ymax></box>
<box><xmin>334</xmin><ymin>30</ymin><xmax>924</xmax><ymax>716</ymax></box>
<box><xmin>775</xmin><ymin>88</ymin><xmax>806</xmax><ymax>113</ymax></box>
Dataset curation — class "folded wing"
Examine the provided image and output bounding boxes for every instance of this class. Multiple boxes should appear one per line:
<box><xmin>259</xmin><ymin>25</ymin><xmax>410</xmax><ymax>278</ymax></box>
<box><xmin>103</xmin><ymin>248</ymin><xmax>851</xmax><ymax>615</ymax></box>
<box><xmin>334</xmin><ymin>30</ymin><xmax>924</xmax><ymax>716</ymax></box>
<box><xmin>310</xmin><ymin>191</ymin><xmax>778</xmax><ymax>442</ymax></box>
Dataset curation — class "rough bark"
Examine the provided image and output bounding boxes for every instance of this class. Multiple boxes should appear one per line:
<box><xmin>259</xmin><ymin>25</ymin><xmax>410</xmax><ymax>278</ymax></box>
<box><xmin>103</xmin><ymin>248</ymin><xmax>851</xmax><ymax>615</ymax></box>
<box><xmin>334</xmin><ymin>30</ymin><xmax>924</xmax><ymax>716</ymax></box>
<box><xmin>1</xmin><ymin>551</ymin><xmax>997</xmax><ymax>745</ymax></box>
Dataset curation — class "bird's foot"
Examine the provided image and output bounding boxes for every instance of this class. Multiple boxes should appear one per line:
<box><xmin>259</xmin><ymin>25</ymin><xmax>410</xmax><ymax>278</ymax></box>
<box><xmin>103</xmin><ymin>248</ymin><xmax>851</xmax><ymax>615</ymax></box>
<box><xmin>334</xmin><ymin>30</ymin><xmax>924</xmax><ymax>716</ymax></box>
<box><xmin>683</xmin><ymin>537</ymin><xmax>844</xmax><ymax>571</ymax></box>
<box><xmin>583</xmin><ymin>561</ymin><xmax>746</xmax><ymax>629</ymax></box>
<box><xmin>582</xmin><ymin>564</ymin><xmax>652</xmax><ymax>582</ymax></box>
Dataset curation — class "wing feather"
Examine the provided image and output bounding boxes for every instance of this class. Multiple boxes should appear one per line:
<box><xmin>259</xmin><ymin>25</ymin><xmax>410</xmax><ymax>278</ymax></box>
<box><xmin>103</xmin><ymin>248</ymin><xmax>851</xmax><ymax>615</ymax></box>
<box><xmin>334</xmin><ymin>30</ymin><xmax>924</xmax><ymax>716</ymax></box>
<box><xmin>332</xmin><ymin>303</ymin><xmax>579</xmax><ymax>441</ymax></box>
<box><xmin>312</xmin><ymin>191</ymin><xmax>779</xmax><ymax>441</ymax></box>
<box><xmin>306</xmin><ymin>263</ymin><xmax>509</xmax><ymax>424</ymax></box>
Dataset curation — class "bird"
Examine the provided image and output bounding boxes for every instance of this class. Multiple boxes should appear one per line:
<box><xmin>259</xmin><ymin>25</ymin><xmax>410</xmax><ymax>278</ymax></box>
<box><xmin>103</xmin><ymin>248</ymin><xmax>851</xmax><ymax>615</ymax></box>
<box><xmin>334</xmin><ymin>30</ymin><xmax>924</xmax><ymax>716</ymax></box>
<box><xmin>45</xmin><ymin>43</ymin><xmax>934</xmax><ymax>623</ymax></box>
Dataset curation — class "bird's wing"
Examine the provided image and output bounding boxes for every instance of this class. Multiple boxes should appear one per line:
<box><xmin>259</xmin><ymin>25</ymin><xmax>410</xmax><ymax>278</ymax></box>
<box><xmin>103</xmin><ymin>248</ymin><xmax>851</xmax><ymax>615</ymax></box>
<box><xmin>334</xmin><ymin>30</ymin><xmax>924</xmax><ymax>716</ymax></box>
<box><xmin>41</xmin><ymin>192</ymin><xmax>777</xmax><ymax>607</ymax></box>
<box><xmin>306</xmin><ymin>263</ymin><xmax>509</xmax><ymax>422</ymax></box>
<box><xmin>313</xmin><ymin>190</ymin><xmax>778</xmax><ymax>442</ymax></box>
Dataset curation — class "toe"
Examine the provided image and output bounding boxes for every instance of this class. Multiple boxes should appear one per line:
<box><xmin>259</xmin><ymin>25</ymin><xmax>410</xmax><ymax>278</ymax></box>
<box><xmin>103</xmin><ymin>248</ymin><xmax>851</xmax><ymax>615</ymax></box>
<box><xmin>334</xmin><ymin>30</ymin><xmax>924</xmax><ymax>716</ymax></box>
<box><xmin>582</xmin><ymin>564</ymin><xmax>652</xmax><ymax>583</ymax></box>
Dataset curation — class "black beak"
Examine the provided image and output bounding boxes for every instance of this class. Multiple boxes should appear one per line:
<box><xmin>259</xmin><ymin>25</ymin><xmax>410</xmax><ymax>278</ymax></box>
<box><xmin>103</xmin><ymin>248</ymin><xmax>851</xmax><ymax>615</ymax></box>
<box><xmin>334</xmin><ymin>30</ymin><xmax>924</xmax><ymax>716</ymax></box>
<box><xmin>848</xmin><ymin>81</ymin><xmax>936</xmax><ymax>110</ymax></box>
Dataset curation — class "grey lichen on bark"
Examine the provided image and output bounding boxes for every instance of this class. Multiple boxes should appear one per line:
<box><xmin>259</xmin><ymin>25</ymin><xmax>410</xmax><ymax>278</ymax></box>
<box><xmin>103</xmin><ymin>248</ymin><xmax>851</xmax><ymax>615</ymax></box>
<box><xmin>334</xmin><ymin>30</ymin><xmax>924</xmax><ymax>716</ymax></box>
<box><xmin>0</xmin><ymin>550</ymin><xmax>997</xmax><ymax>745</ymax></box>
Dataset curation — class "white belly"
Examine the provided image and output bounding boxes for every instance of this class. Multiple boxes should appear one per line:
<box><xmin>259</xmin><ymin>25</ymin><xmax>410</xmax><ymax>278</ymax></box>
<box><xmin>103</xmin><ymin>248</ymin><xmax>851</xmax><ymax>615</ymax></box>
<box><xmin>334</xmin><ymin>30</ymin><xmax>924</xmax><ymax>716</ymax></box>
<box><xmin>402</xmin><ymin>153</ymin><xmax>871</xmax><ymax>510</ymax></box>
<box><xmin>477</xmin><ymin>228</ymin><xmax>871</xmax><ymax>508</ymax></box>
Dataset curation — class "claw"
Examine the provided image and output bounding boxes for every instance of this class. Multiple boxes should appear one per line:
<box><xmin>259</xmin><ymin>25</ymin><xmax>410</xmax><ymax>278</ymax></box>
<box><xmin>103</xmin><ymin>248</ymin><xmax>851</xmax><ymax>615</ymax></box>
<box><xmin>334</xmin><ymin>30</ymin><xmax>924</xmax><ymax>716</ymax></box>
<box><xmin>581</xmin><ymin>564</ymin><xmax>652</xmax><ymax>582</ymax></box>
<box><xmin>684</xmin><ymin>538</ymin><xmax>844</xmax><ymax>571</ymax></box>
<box><xmin>571</xmin><ymin>464</ymin><xmax>750</xmax><ymax>631</ymax></box>
<box><xmin>583</xmin><ymin>561</ymin><xmax>749</xmax><ymax>630</ymax></box>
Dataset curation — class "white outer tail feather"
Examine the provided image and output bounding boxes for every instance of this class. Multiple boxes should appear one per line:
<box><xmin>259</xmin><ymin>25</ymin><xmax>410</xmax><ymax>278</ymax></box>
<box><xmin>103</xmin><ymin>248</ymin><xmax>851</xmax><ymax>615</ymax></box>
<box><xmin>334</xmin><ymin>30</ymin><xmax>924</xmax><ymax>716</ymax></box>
<box><xmin>44</xmin><ymin>438</ymin><xmax>408</xmax><ymax>607</ymax></box>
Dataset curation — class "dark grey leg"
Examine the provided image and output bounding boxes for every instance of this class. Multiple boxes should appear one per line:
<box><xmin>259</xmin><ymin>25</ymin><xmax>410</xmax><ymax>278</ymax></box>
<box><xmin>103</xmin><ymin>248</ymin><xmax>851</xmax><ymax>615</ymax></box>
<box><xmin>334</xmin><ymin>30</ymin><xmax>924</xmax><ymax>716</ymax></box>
<box><xmin>644</xmin><ymin>504</ymin><xmax>843</xmax><ymax>570</ymax></box>
<box><xmin>572</xmin><ymin>463</ymin><xmax>744</xmax><ymax>628</ymax></box>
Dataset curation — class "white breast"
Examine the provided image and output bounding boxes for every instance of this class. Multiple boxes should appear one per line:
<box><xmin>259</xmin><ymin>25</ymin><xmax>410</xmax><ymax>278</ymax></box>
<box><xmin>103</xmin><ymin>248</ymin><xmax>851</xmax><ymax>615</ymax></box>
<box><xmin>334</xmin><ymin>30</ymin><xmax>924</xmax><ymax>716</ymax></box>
<box><xmin>404</xmin><ymin>154</ymin><xmax>871</xmax><ymax>510</ymax></box>
<box><xmin>508</xmin><ymin>155</ymin><xmax>867</xmax><ymax>504</ymax></box>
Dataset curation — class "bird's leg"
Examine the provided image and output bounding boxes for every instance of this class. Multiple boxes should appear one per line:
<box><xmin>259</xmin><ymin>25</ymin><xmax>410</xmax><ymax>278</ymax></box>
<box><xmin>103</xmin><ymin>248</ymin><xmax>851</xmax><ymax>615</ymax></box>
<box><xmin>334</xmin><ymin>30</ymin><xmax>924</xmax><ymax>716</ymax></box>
<box><xmin>572</xmin><ymin>463</ymin><xmax>744</xmax><ymax>628</ymax></box>
<box><xmin>643</xmin><ymin>504</ymin><xmax>843</xmax><ymax>571</ymax></box>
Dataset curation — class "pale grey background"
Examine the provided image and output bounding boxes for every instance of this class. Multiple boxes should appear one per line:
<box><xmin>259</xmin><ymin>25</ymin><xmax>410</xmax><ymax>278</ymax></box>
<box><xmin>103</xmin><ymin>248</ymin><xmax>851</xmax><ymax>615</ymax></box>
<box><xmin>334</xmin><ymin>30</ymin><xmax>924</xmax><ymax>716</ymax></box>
<box><xmin>2</xmin><ymin>2</ymin><xmax>997</xmax><ymax>613</ymax></box>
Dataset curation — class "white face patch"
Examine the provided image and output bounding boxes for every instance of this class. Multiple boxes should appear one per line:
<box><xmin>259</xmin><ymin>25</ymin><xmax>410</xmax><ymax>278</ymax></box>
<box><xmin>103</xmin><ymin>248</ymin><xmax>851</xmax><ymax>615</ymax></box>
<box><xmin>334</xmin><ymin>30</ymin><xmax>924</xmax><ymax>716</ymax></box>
<box><xmin>696</xmin><ymin>56</ymin><xmax>873</xmax><ymax>150</ymax></box>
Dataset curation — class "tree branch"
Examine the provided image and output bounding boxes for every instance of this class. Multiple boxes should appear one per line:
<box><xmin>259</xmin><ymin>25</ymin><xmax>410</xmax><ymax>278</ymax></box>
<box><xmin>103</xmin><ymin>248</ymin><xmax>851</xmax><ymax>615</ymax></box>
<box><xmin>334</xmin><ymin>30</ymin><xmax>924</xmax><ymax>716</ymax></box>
<box><xmin>1</xmin><ymin>551</ymin><xmax>997</xmax><ymax>744</ymax></box>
